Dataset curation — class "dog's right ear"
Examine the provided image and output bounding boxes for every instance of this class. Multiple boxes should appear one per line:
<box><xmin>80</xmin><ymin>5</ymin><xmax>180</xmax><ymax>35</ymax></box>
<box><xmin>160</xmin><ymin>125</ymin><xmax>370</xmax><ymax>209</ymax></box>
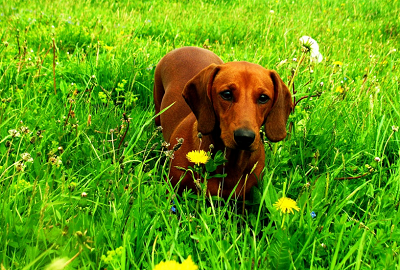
<box><xmin>182</xmin><ymin>64</ymin><xmax>220</xmax><ymax>135</ymax></box>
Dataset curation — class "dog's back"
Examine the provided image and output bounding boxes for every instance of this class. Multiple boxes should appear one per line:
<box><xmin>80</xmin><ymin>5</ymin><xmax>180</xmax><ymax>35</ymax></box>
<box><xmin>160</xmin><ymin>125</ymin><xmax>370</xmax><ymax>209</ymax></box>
<box><xmin>153</xmin><ymin>47</ymin><xmax>223</xmax><ymax>141</ymax></box>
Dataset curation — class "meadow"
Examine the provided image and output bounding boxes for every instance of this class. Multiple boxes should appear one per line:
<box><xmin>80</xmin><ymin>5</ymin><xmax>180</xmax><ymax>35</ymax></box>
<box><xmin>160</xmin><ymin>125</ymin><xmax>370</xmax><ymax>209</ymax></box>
<box><xmin>0</xmin><ymin>0</ymin><xmax>399</xmax><ymax>269</ymax></box>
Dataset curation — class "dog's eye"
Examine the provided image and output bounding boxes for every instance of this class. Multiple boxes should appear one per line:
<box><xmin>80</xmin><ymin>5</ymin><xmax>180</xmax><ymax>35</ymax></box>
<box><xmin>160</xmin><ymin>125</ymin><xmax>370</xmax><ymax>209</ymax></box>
<box><xmin>220</xmin><ymin>90</ymin><xmax>233</xmax><ymax>101</ymax></box>
<box><xmin>258</xmin><ymin>94</ymin><xmax>270</xmax><ymax>104</ymax></box>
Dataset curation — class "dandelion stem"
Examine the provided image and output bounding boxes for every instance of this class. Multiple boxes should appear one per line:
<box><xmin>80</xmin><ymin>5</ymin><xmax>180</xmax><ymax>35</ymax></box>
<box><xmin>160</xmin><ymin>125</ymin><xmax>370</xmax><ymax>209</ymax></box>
<box><xmin>288</xmin><ymin>51</ymin><xmax>307</xmax><ymax>94</ymax></box>
<box><xmin>294</xmin><ymin>93</ymin><xmax>320</xmax><ymax>107</ymax></box>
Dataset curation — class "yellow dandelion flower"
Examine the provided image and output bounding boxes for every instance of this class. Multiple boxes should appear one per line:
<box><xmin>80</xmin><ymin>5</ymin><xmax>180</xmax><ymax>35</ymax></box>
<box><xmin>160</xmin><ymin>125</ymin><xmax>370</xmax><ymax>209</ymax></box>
<box><xmin>273</xmin><ymin>197</ymin><xmax>300</xmax><ymax>214</ymax></box>
<box><xmin>154</xmin><ymin>256</ymin><xmax>198</xmax><ymax>270</ymax></box>
<box><xmin>336</xmin><ymin>86</ymin><xmax>344</xmax><ymax>93</ymax></box>
<box><xmin>181</xmin><ymin>256</ymin><xmax>198</xmax><ymax>269</ymax></box>
<box><xmin>154</xmin><ymin>260</ymin><xmax>180</xmax><ymax>270</ymax></box>
<box><xmin>186</xmin><ymin>150</ymin><xmax>209</xmax><ymax>165</ymax></box>
<box><xmin>333</xmin><ymin>61</ymin><xmax>343</xmax><ymax>66</ymax></box>
<box><xmin>104</xmin><ymin>45</ymin><xmax>113</xmax><ymax>51</ymax></box>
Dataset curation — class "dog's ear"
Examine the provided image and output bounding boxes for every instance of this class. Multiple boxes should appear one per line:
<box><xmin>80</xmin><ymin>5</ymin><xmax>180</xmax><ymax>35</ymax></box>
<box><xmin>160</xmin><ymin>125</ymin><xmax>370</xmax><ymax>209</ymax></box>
<box><xmin>182</xmin><ymin>64</ymin><xmax>220</xmax><ymax>135</ymax></box>
<box><xmin>264</xmin><ymin>70</ymin><xmax>293</xmax><ymax>142</ymax></box>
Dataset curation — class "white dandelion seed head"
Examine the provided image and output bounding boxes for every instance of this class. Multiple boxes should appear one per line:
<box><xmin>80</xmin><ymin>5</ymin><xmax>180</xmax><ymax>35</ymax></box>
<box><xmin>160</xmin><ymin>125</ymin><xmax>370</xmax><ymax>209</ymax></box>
<box><xmin>299</xmin><ymin>36</ymin><xmax>323</xmax><ymax>63</ymax></box>
<box><xmin>299</xmin><ymin>36</ymin><xmax>320</xmax><ymax>51</ymax></box>
<box><xmin>311</xmin><ymin>51</ymin><xmax>323</xmax><ymax>63</ymax></box>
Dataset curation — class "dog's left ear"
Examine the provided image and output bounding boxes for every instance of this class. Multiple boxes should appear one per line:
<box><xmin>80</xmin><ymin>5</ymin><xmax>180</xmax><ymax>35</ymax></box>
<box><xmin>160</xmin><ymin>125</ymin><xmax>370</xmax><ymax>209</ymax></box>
<box><xmin>182</xmin><ymin>64</ymin><xmax>220</xmax><ymax>135</ymax></box>
<box><xmin>264</xmin><ymin>70</ymin><xmax>293</xmax><ymax>142</ymax></box>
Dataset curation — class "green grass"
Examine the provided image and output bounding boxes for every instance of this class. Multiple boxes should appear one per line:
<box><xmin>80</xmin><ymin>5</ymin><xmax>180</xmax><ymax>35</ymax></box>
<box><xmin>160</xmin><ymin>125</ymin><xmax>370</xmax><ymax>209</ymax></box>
<box><xmin>1</xmin><ymin>0</ymin><xmax>399</xmax><ymax>269</ymax></box>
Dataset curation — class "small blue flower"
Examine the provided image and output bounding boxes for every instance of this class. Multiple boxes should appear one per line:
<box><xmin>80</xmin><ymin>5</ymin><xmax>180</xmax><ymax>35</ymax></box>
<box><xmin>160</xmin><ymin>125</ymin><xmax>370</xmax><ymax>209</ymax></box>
<box><xmin>311</xmin><ymin>211</ymin><xmax>317</xmax><ymax>218</ymax></box>
<box><xmin>171</xmin><ymin>206</ymin><xmax>176</xmax><ymax>213</ymax></box>
<box><xmin>170</xmin><ymin>199</ymin><xmax>176</xmax><ymax>214</ymax></box>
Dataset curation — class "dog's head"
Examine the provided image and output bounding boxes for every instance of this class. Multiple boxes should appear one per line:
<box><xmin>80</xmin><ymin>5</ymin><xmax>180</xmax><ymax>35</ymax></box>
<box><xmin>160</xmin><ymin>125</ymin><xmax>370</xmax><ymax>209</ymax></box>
<box><xmin>183</xmin><ymin>62</ymin><xmax>293</xmax><ymax>151</ymax></box>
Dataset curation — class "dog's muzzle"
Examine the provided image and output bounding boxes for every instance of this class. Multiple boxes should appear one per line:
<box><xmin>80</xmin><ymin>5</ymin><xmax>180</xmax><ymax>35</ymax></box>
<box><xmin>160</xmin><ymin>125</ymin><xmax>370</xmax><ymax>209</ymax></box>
<box><xmin>234</xmin><ymin>128</ymin><xmax>255</xmax><ymax>150</ymax></box>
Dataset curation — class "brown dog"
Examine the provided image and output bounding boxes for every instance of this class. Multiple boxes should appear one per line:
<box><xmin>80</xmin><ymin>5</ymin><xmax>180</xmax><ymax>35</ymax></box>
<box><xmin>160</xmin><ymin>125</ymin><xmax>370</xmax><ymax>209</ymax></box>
<box><xmin>154</xmin><ymin>47</ymin><xmax>292</xmax><ymax>198</ymax></box>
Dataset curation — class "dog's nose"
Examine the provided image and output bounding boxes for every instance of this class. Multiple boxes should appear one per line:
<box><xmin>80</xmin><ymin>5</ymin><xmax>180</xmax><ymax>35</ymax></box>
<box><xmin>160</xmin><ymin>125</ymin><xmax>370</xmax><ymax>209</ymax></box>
<box><xmin>234</xmin><ymin>129</ymin><xmax>255</xmax><ymax>149</ymax></box>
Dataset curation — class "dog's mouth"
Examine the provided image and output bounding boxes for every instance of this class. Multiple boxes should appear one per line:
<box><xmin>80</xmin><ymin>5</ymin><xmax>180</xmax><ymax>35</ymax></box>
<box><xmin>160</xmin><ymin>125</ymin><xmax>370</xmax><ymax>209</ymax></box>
<box><xmin>227</xmin><ymin>140</ymin><xmax>258</xmax><ymax>152</ymax></box>
<box><xmin>220</xmin><ymin>137</ymin><xmax>257</xmax><ymax>152</ymax></box>
<box><xmin>234</xmin><ymin>143</ymin><xmax>258</xmax><ymax>152</ymax></box>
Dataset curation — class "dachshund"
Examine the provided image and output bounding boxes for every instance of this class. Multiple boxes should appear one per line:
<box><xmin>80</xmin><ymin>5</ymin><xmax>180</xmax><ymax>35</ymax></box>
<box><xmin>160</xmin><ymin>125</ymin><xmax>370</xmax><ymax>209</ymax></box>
<box><xmin>153</xmin><ymin>46</ymin><xmax>292</xmax><ymax>198</ymax></box>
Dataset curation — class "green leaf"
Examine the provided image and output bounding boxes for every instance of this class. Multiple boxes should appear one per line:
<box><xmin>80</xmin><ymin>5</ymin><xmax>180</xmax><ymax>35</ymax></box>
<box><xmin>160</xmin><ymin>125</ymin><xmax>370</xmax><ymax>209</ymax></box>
<box><xmin>205</xmin><ymin>159</ymin><xmax>218</xmax><ymax>173</ymax></box>
<box><xmin>268</xmin><ymin>230</ymin><xmax>291</xmax><ymax>270</ymax></box>
<box><xmin>311</xmin><ymin>174</ymin><xmax>326</xmax><ymax>208</ymax></box>
<box><xmin>213</xmin><ymin>150</ymin><xmax>228</xmax><ymax>165</ymax></box>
